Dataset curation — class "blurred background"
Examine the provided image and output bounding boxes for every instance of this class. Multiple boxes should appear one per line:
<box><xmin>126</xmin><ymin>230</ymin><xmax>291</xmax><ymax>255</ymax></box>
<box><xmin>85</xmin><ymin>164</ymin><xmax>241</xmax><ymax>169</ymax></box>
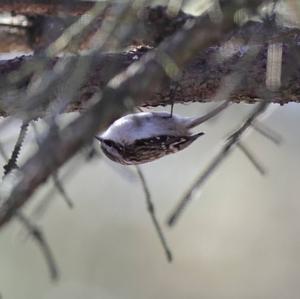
<box><xmin>0</xmin><ymin>101</ymin><xmax>300</xmax><ymax>299</ymax></box>
<box><xmin>0</xmin><ymin>0</ymin><xmax>300</xmax><ymax>298</ymax></box>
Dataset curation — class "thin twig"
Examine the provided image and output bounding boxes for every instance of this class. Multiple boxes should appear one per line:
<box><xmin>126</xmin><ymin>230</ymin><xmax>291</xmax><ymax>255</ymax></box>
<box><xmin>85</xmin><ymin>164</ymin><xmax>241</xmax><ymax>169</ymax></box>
<box><xmin>32</xmin><ymin>161</ymin><xmax>81</xmax><ymax>220</ymax></box>
<box><xmin>31</xmin><ymin>122</ymin><xmax>74</xmax><ymax>209</ymax></box>
<box><xmin>167</xmin><ymin>102</ymin><xmax>269</xmax><ymax>227</ymax></box>
<box><xmin>3</xmin><ymin>121</ymin><xmax>29</xmax><ymax>176</ymax></box>
<box><xmin>52</xmin><ymin>172</ymin><xmax>73</xmax><ymax>208</ymax></box>
<box><xmin>237</xmin><ymin>141</ymin><xmax>266</xmax><ymax>175</ymax></box>
<box><xmin>187</xmin><ymin>101</ymin><xmax>230</xmax><ymax>128</ymax></box>
<box><xmin>1</xmin><ymin>123</ymin><xmax>59</xmax><ymax>281</ymax></box>
<box><xmin>136</xmin><ymin>165</ymin><xmax>172</xmax><ymax>262</ymax></box>
<box><xmin>251</xmin><ymin>122</ymin><xmax>282</xmax><ymax>145</ymax></box>
<box><xmin>16</xmin><ymin>212</ymin><xmax>59</xmax><ymax>280</ymax></box>
<box><xmin>0</xmin><ymin>141</ymin><xmax>8</xmax><ymax>161</ymax></box>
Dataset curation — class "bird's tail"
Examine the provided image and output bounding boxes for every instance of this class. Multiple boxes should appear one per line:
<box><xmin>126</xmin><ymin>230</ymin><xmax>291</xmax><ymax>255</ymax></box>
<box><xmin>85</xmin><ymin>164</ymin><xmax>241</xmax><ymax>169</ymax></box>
<box><xmin>186</xmin><ymin>101</ymin><xmax>229</xmax><ymax>128</ymax></box>
<box><xmin>192</xmin><ymin>132</ymin><xmax>205</xmax><ymax>139</ymax></box>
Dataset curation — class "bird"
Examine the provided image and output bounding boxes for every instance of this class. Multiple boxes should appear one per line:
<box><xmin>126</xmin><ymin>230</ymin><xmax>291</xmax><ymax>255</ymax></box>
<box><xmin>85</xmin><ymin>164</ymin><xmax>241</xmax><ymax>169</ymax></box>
<box><xmin>95</xmin><ymin>110</ymin><xmax>206</xmax><ymax>165</ymax></box>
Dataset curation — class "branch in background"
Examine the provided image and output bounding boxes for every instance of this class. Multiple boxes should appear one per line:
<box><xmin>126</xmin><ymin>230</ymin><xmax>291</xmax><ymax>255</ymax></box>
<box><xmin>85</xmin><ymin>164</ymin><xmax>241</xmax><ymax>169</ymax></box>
<box><xmin>0</xmin><ymin>3</ymin><xmax>295</xmax><ymax>52</ymax></box>
<box><xmin>136</xmin><ymin>166</ymin><xmax>172</xmax><ymax>262</ymax></box>
<box><xmin>237</xmin><ymin>141</ymin><xmax>266</xmax><ymax>175</ymax></box>
<box><xmin>0</xmin><ymin>29</ymin><xmax>300</xmax><ymax>118</ymax></box>
<box><xmin>3</xmin><ymin>121</ymin><xmax>29</xmax><ymax>175</ymax></box>
<box><xmin>0</xmin><ymin>1</ymin><xmax>95</xmax><ymax>16</ymax></box>
<box><xmin>16</xmin><ymin>212</ymin><xmax>59</xmax><ymax>280</ymax></box>
<box><xmin>31</xmin><ymin>160</ymin><xmax>81</xmax><ymax>220</ymax></box>
<box><xmin>251</xmin><ymin>121</ymin><xmax>282</xmax><ymax>145</ymax></box>
<box><xmin>0</xmin><ymin>5</ymin><xmax>194</xmax><ymax>52</ymax></box>
<box><xmin>31</xmin><ymin>122</ymin><xmax>74</xmax><ymax>208</ymax></box>
<box><xmin>51</xmin><ymin>172</ymin><xmax>73</xmax><ymax>208</ymax></box>
<box><xmin>0</xmin><ymin>26</ymin><xmax>30</xmax><ymax>53</ymax></box>
<box><xmin>0</xmin><ymin>122</ymin><xmax>59</xmax><ymax>281</ymax></box>
<box><xmin>167</xmin><ymin>102</ymin><xmax>269</xmax><ymax>227</ymax></box>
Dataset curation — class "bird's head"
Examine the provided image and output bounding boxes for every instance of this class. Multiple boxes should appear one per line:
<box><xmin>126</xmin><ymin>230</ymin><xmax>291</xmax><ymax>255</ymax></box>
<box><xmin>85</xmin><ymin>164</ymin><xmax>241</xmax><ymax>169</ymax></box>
<box><xmin>95</xmin><ymin>136</ymin><xmax>125</xmax><ymax>164</ymax></box>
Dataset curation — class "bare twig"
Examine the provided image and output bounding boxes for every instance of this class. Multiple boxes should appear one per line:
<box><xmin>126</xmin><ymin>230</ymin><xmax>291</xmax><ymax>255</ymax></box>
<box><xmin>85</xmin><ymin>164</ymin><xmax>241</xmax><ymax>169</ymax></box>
<box><xmin>1</xmin><ymin>122</ymin><xmax>59</xmax><ymax>281</ymax></box>
<box><xmin>31</xmin><ymin>122</ymin><xmax>74</xmax><ymax>209</ymax></box>
<box><xmin>51</xmin><ymin>172</ymin><xmax>73</xmax><ymax>209</ymax></box>
<box><xmin>16</xmin><ymin>212</ymin><xmax>59</xmax><ymax>280</ymax></box>
<box><xmin>0</xmin><ymin>1</ymin><xmax>95</xmax><ymax>16</ymax></box>
<box><xmin>251</xmin><ymin>122</ymin><xmax>282</xmax><ymax>145</ymax></box>
<box><xmin>187</xmin><ymin>101</ymin><xmax>230</xmax><ymax>128</ymax></box>
<box><xmin>136</xmin><ymin>165</ymin><xmax>172</xmax><ymax>262</ymax></box>
<box><xmin>167</xmin><ymin>102</ymin><xmax>269</xmax><ymax>227</ymax></box>
<box><xmin>3</xmin><ymin>121</ymin><xmax>29</xmax><ymax>176</ymax></box>
<box><xmin>0</xmin><ymin>4</ymin><xmax>194</xmax><ymax>51</ymax></box>
<box><xmin>237</xmin><ymin>141</ymin><xmax>266</xmax><ymax>175</ymax></box>
<box><xmin>32</xmin><ymin>161</ymin><xmax>81</xmax><ymax>220</ymax></box>
<box><xmin>0</xmin><ymin>141</ymin><xmax>8</xmax><ymax>161</ymax></box>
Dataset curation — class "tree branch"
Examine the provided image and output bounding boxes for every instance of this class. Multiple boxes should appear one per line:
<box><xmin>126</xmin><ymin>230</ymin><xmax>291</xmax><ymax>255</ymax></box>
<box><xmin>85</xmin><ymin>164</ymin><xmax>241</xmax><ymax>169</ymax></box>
<box><xmin>0</xmin><ymin>4</ymin><xmax>193</xmax><ymax>52</ymax></box>
<box><xmin>167</xmin><ymin>102</ymin><xmax>269</xmax><ymax>226</ymax></box>
<box><xmin>0</xmin><ymin>1</ymin><xmax>95</xmax><ymax>16</ymax></box>
<box><xmin>0</xmin><ymin>2</ymin><xmax>291</xmax><ymax>53</ymax></box>
<box><xmin>0</xmin><ymin>27</ymin><xmax>300</xmax><ymax>119</ymax></box>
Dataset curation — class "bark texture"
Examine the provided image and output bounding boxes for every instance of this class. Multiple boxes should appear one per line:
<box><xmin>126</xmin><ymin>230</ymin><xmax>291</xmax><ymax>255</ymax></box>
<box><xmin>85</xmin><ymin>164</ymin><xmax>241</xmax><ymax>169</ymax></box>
<box><xmin>0</xmin><ymin>27</ymin><xmax>299</xmax><ymax>119</ymax></box>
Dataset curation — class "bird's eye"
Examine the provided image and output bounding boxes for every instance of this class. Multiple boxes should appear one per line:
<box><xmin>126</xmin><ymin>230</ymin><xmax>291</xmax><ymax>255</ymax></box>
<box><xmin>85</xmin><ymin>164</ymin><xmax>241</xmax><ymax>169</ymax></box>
<box><xmin>105</xmin><ymin>140</ymin><xmax>114</xmax><ymax>147</ymax></box>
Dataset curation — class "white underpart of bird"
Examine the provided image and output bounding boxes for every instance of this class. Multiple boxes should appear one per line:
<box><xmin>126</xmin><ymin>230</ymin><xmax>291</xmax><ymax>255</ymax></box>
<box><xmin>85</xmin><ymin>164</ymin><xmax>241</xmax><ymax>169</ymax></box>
<box><xmin>97</xmin><ymin>111</ymin><xmax>206</xmax><ymax>164</ymax></box>
<box><xmin>100</xmin><ymin>112</ymin><xmax>199</xmax><ymax>143</ymax></box>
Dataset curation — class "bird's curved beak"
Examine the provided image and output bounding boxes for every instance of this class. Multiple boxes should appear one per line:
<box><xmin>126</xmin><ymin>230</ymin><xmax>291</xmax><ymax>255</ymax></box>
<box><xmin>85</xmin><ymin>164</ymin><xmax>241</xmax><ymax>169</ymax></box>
<box><xmin>94</xmin><ymin>136</ymin><xmax>103</xmax><ymax>142</ymax></box>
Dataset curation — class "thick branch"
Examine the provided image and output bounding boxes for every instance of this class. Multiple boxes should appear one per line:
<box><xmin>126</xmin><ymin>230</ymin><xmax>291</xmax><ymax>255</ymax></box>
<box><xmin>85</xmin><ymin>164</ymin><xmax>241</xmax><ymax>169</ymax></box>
<box><xmin>0</xmin><ymin>27</ymin><xmax>299</xmax><ymax>118</ymax></box>
<box><xmin>0</xmin><ymin>1</ymin><xmax>94</xmax><ymax>16</ymax></box>
<box><xmin>0</xmin><ymin>5</ymin><xmax>193</xmax><ymax>52</ymax></box>
<box><xmin>0</xmin><ymin>2</ymin><xmax>292</xmax><ymax>53</ymax></box>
